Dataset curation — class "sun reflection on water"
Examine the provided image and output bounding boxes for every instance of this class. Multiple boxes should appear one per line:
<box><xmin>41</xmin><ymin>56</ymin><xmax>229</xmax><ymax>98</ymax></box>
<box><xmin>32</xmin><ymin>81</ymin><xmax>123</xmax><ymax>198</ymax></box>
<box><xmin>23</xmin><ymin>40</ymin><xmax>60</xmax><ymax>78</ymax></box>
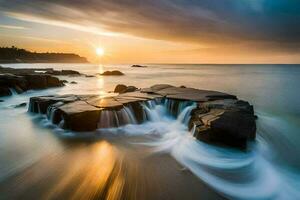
<box><xmin>0</xmin><ymin>141</ymin><xmax>129</xmax><ymax>200</ymax></box>
<box><xmin>96</xmin><ymin>64</ymin><xmax>106</xmax><ymax>96</ymax></box>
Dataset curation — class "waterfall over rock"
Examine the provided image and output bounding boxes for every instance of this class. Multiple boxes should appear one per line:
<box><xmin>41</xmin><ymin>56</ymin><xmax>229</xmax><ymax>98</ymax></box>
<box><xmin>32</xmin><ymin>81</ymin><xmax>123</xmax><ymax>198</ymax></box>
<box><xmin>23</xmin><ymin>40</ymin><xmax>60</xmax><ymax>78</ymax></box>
<box><xmin>28</xmin><ymin>84</ymin><xmax>256</xmax><ymax>149</ymax></box>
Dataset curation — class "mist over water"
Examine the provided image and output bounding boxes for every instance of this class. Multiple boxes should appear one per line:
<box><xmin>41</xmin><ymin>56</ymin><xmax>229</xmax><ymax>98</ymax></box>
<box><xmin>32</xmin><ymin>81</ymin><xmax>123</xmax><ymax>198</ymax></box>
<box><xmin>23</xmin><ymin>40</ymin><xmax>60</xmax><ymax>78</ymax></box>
<box><xmin>0</xmin><ymin>63</ymin><xmax>300</xmax><ymax>199</ymax></box>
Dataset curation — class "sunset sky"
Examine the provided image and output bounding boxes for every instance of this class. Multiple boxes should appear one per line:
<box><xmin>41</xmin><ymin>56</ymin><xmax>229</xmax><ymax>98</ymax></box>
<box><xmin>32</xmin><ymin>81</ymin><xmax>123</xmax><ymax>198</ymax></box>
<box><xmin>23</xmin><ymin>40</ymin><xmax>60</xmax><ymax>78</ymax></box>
<box><xmin>0</xmin><ymin>0</ymin><xmax>299</xmax><ymax>64</ymax></box>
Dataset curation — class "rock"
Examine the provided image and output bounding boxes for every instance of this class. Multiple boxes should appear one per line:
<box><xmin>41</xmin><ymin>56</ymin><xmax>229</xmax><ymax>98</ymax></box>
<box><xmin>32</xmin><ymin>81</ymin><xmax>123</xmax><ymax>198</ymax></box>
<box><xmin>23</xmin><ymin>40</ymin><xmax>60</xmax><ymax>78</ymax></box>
<box><xmin>114</xmin><ymin>84</ymin><xmax>127</xmax><ymax>93</ymax></box>
<box><xmin>0</xmin><ymin>100</ymin><xmax>4</xmax><ymax>102</ymax></box>
<box><xmin>0</xmin><ymin>74</ymin><xmax>28</xmax><ymax>93</ymax></box>
<box><xmin>61</xmin><ymin>70</ymin><xmax>81</xmax><ymax>76</ymax></box>
<box><xmin>142</xmin><ymin>84</ymin><xmax>236</xmax><ymax>101</ymax></box>
<box><xmin>99</xmin><ymin>70</ymin><xmax>124</xmax><ymax>76</ymax></box>
<box><xmin>131</xmin><ymin>65</ymin><xmax>147</xmax><ymax>68</ymax></box>
<box><xmin>70</xmin><ymin>81</ymin><xmax>77</xmax><ymax>84</ymax></box>
<box><xmin>39</xmin><ymin>69</ymin><xmax>81</xmax><ymax>76</ymax></box>
<box><xmin>114</xmin><ymin>84</ymin><xmax>138</xmax><ymax>94</ymax></box>
<box><xmin>28</xmin><ymin>84</ymin><xmax>256</xmax><ymax>149</ymax></box>
<box><xmin>0</xmin><ymin>86</ymin><xmax>12</xmax><ymax>97</ymax></box>
<box><xmin>29</xmin><ymin>95</ymin><xmax>78</xmax><ymax>114</ymax></box>
<box><xmin>15</xmin><ymin>102</ymin><xmax>27</xmax><ymax>108</ymax></box>
<box><xmin>0</xmin><ymin>70</ymin><xmax>65</xmax><ymax>97</ymax></box>
<box><xmin>24</xmin><ymin>74</ymin><xmax>63</xmax><ymax>89</ymax></box>
<box><xmin>126</xmin><ymin>86</ymin><xmax>138</xmax><ymax>93</ymax></box>
<box><xmin>85</xmin><ymin>75</ymin><xmax>95</xmax><ymax>78</ymax></box>
<box><xmin>0</xmin><ymin>66</ymin><xmax>82</xmax><ymax>76</ymax></box>
<box><xmin>189</xmin><ymin>99</ymin><xmax>256</xmax><ymax>149</ymax></box>
<box><xmin>61</xmin><ymin>80</ymin><xmax>68</xmax><ymax>83</ymax></box>
<box><xmin>58</xmin><ymin>101</ymin><xmax>102</xmax><ymax>131</ymax></box>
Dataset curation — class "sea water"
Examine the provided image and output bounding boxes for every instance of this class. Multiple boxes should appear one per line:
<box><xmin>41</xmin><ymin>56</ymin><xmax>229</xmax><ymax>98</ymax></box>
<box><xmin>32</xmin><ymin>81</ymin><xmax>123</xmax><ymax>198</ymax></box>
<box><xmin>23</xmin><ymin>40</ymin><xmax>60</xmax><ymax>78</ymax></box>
<box><xmin>0</xmin><ymin>63</ymin><xmax>300</xmax><ymax>199</ymax></box>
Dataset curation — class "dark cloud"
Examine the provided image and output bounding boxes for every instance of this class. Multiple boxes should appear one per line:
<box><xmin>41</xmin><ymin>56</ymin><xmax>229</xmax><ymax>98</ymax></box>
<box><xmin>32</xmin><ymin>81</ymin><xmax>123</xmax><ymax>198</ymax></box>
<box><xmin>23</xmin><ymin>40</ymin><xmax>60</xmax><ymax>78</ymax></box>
<box><xmin>1</xmin><ymin>0</ymin><xmax>300</xmax><ymax>49</ymax></box>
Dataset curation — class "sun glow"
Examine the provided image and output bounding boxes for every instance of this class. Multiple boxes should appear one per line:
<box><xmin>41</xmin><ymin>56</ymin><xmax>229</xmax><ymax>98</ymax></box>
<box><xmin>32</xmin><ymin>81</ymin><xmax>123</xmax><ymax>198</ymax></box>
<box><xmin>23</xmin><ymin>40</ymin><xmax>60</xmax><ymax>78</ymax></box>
<box><xmin>96</xmin><ymin>47</ymin><xmax>105</xmax><ymax>56</ymax></box>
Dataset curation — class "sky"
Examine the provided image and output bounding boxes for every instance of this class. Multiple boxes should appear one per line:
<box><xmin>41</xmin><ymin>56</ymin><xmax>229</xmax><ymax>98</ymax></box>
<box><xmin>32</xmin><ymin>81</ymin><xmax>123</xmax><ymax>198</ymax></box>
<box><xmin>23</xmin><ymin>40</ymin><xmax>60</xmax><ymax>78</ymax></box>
<box><xmin>0</xmin><ymin>0</ymin><xmax>300</xmax><ymax>64</ymax></box>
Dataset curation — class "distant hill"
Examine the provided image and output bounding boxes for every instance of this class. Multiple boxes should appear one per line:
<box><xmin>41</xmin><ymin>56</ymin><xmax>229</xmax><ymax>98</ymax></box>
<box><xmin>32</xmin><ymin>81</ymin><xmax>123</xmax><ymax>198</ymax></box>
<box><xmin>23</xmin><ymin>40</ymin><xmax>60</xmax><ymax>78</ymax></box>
<box><xmin>0</xmin><ymin>46</ymin><xmax>88</xmax><ymax>63</ymax></box>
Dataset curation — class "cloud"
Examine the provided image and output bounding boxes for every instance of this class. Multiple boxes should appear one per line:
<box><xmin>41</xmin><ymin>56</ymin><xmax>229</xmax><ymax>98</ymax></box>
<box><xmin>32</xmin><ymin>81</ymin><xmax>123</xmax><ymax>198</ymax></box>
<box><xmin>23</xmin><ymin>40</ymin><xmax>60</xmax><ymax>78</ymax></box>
<box><xmin>0</xmin><ymin>24</ymin><xmax>27</xmax><ymax>30</ymax></box>
<box><xmin>0</xmin><ymin>0</ymin><xmax>300</xmax><ymax>51</ymax></box>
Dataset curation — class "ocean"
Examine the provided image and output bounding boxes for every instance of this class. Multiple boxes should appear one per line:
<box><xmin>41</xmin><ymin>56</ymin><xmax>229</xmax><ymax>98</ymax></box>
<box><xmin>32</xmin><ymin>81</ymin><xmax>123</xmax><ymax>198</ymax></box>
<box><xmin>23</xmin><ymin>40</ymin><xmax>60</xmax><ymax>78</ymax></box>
<box><xmin>0</xmin><ymin>63</ymin><xmax>300</xmax><ymax>199</ymax></box>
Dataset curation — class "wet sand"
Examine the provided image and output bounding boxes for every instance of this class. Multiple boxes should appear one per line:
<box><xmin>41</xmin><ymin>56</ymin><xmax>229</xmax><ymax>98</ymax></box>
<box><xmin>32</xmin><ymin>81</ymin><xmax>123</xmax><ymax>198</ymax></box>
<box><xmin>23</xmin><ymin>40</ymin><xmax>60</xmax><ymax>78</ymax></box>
<box><xmin>0</xmin><ymin>136</ymin><xmax>225</xmax><ymax>200</ymax></box>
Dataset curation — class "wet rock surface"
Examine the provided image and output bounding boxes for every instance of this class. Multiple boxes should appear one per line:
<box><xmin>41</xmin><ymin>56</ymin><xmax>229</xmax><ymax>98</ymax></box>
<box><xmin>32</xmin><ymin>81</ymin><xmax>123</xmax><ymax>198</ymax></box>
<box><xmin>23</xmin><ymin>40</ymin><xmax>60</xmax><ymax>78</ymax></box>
<box><xmin>0</xmin><ymin>73</ymin><xmax>64</xmax><ymax>97</ymax></box>
<box><xmin>0</xmin><ymin>66</ymin><xmax>86</xmax><ymax>97</ymax></box>
<box><xmin>28</xmin><ymin>84</ymin><xmax>256</xmax><ymax>148</ymax></box>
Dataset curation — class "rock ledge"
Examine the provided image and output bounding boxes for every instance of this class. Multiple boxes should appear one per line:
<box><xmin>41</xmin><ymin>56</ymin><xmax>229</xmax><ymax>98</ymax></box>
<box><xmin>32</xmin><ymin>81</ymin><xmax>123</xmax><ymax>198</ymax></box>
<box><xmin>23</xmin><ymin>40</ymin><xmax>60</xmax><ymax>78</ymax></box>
<box><xmin>28</xmin><ymin>84</ymin><xmax>256</xmax><ymax>148</ymax></box>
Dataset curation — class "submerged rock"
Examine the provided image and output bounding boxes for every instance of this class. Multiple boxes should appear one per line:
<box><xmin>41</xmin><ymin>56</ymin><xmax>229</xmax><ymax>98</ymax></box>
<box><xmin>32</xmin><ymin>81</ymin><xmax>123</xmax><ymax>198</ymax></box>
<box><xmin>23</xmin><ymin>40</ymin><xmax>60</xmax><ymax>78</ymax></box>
<box><xmin>15</xmin><ymin>102</ymin><xmax>27</xmax><ymax>108</ymax></box>
<box><xmin>99</xmin><ymin>70</ymin><xmax>124</xmax><ymax>76</ymax></box>
<box><xmin>85</xmin><ymin>75</ymin><xmax>95</xmax><ymax>78</ymax></box>
<box><xmin>28</xmin><ymin>84</ymin><xmax>256</xmax><ymax>149</ymax></box>
<box><xmin>131</xmin><ymin>64</ymin><xmax>147</xmax><ymax>68</ymax></box>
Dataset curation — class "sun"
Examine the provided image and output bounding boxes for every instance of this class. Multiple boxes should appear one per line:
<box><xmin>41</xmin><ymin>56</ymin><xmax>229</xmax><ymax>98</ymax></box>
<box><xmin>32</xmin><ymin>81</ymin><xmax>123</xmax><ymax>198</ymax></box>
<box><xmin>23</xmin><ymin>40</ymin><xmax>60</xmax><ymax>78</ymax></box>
<box><xmin>96</xmin><ymin>47</ymin><xmax>105</xmax><ymax>56</ymax></box>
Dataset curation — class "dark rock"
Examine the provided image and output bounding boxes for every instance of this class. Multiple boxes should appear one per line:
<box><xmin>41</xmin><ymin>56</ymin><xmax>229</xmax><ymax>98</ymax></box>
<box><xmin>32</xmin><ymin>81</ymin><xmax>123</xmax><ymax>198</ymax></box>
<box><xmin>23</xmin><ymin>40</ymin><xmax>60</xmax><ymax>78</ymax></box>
<box><xmin>0</xmin><ymin>66</ymin><xmax>82</xmax><ymax>76</ymax></box>
<box><xmin>131</xmin><ymin>65</ymin><xmax>147</xmax><ymax>68</ymax></box>
<box><xmin>24</xmin><ymin>74</ymin><xmax>63</xmax><ymax>89</ymax></box>
<box><xmin>0</xmin><ymin>72</ymin><xmax>65</xmax><ymax>97</ymax></box>
<box><xmin>114</xmin><ymin>84</ymin><xmax>138</xmax><ymax>94</ymax></box>
<box><xmin>189</xmin><ymin>99</ymin><xmax>256</xmax><ymax>149</ymax></box>
<box><xmin>28</xmin><ymin>95</ymin><xmax>78</xmax><ymax>114</ymax></box>
<box><xmin>99</xmin><ymin>70</ymin><xmax>124</xmax><ymax>76</ymax></box>
<box><xmin>114</xmin><ymin>84</ymin><xmax>127</xmax><ymax>93</ymax></box>
<box><xmin>43</xmin><ymin>69</ymin><xmax>81</xmax><ymax>76</ymax></box>
<box><xmin>14</xmin><ymin>85</ymin><xmax>24</xmax><ymax>94</ymax></box>
<box><xmin>70</xmin><ymin>81</ymin><xmax>77</xmax><ymax>84</ymax></box>
<box><xmin>58</xmin><ymin>101</ymin><xmax>102</xmax><ymax>131</ymax></box>
<box><xmin>126</xmin><ymin>86</ymin><xmax>138</xmax><ymax>93</ymax></box>
<box><xmin>61</xmin><ymin>80</ymin><xmax>68</xmax><ymax>83</ymax></box>
<box><xmin>61</xmin><ymin>70</ymin><xmax>81</xmax><ymax>76</ymax></box>
<box><xmin>0</xmin><ymin>100</ymin><xmax>4</xmax><ymax>102</ymax></box>
<box><xmin>15</xmin><ymin>102</ymin><xmax>27</xmax><ymax>108</ymax></box>
<box><xmin>0</xmin><ymin>86</ymin><xmax>12</xmax><ymax>97</ymax></box>
<box><xmin>85</xmin><ymin>75</ymin><xmax>95</xmax><ymax>78</ymax></box>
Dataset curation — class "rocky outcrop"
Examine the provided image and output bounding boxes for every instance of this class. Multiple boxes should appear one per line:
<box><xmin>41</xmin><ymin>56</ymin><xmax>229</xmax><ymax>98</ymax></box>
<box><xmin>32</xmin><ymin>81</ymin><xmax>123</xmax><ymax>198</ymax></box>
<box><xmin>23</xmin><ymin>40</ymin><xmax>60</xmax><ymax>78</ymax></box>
<box><xmin>0</xmin><ymin>73</ymin><xmax>64</xmax><ymax>97</ymax></box>
<box><xmin>28</xmin><ymin>84</ymin><xmax>256</xmax><ymax>148</ymax></box>
<box><xmin>189</xmin><ymin>99</ymin><xmax>256</xmax><ymax>148</ymax></box>
<box><xmin>98</xmin><ymin>70</ymin><xmax>124</xmax><ymax>76</ymax></box>
<box><xmin>0</xmin><ymin>66</ymin><xmax>85</xmax><ymax>97</ymax></box>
